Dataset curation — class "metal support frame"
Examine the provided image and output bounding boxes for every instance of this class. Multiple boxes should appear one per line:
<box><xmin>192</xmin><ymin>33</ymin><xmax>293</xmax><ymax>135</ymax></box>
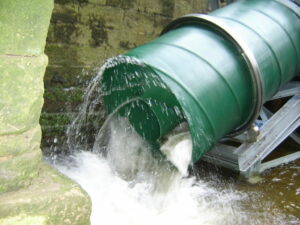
<box><xmin>201</xmin><ymin>81</ymin><xmax>300</xmax><ymax>178</ymax></box>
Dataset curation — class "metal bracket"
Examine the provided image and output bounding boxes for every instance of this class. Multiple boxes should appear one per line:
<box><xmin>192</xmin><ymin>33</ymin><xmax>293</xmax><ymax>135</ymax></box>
<box><xmin>201</xmin><ymin>81</ymin><xmax>300</xmax><ymax>178</ymax></box>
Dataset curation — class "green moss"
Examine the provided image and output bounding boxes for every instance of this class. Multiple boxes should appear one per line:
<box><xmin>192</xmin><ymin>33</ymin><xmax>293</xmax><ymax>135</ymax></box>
<box><xmin>44</xmin><ymin>86</ymin><xmax>84</xmax><ymax>105</ymax></box>
<box><xmin>0</xmin><ymin>0</ymin><xmax>53</xmax><ymax>55</ymax></box>
<box><xmin>40</xmin><ymin>113</ymin><xmax>72</xmax><ymax>128</ymax></box>
<box><xmin>45</xmin><ymin>44</ymin><xmax>81</xmax><ymax>65</ymax></box>
<box><xmin>160</xmin><ymin>0</ymin><xmax>175</xmax><ymax>17</ymax></box>
<box><xmin>0</xmin><ymin>161</ymin><xmax>91</xmax><ymax>225</ymax></box>
<box><xmin>106</xmin><ymin>0</ymin><xmax>136</xmax><ymax>9</ymax></box>
<box><xmin>55</xmin><ymin>0</ymin><xmax>89</xmax><ymax>5</ymax></box>
<box><xmin>154</xmin><ymin>15</ymin><xmax>172</xmax><ymax>30</ymax></box>
<box><xmin>88</xmin><ymin>15</ymin><xmax>108</xmax><ymax>47</ymax></box>
<box><xmin>46</xmin><ymin>4</ymin><xmax>82</xmax><ymax>44</ymax></box>
<box><xmin>0</xmin><ymin>55</ymin><xmax>47</xmax><ymax>136</ymax></box>
<box><xmin>55</xmin><ymin>0</ymin><xmax>73</xmax><ymax>4</ymax></box>
<box><xmin>0</xmin><ymin>149</ymin><xmax>41</xmax><ymax>193</ymax></box>
<box><xmin>0</xmin><ymin>214</ymin><xmax>47</xmax><ymax>225</ymax></box>
<box><xmin>0</xmin><ymin>125</ymin><xmax>41</xmax><ymax>157</ymax></box>
<box><xmin>44</xmin><ymin>66</ymin><xmax>84</xmax><ymax>88</ymax></box>
<box><xmin>51</xmin><ymin>9</ymin><xmax>78</xmax><ymax>24</ymax></box>
<box><xmin>54</xmin><ymin>23</ymin><xmax>77</xmax><ymax>44</ymax></box>
<box><xmin>119</xmin><ymin>40</ymin><xmax>136</xmax><ymax>50</ymax></box>
<box><xmin>41</xmin><ymin>127</ymin><xmax>66</xmax><ymax>145</ymax></box>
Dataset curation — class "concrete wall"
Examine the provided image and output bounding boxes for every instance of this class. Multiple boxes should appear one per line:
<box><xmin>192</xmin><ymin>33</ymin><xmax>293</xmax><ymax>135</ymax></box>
<box><xmin>42</xmin><ymin>0</ymin><xmax>209</xmax><ymax>148</ymax></box>
<box><xmin>0</xmin><ymin>1</ymin><xmax>91</xmax><ymax>224</ymax></box>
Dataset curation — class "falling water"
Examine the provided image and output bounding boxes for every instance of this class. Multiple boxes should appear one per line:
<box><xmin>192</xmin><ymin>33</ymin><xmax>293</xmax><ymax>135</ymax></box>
<box><xmin>50</xmin><ymin>57</ymin><xmax>299</xmax><ymax>225</ymax></box>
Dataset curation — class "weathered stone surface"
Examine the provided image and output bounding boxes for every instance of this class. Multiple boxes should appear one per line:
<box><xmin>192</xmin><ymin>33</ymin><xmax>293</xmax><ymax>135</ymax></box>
<box><xmin>40</xmin><ymin>113</ymin><xmax>74</xmax><ymax>149</ymax></box>
<box><xmin>0</xmin><ymin>0</ymin><xmax>54</xmax><ymax>55</ymax></box>
<box><xmin>89</xmin><ymin>0</ymin><xmax>106</xmax><ymax>5</ymax></box>
<box><xmin>174</xmin><ymin>0</ymin><xmax>208</xmax><ymax>17</ymax></box>
<box><xmin>0</xmin><ymin>125</ymin><xmax>41</xmax><ymax>157</ymax></box>
<box><xmin>135</xmin><ymin>0</ymin><xmax>174</xmax><ymax>17</ymax></box>
<box><xmin>1</xmin><ymin>0</ymin><xmax>92</xmax><ymax>224</ymax></box>
<box><xmin>0</xmin><ymin>148</ymin><xmax>41</xmax><ymax>193</ymax></box>
<box><xmin>0</xmin><ymin>214</ymin><xmax>47</xmax><ymax>225</ymax></box>
<box><xmin>106</xmin><ymin>0</ymin><xmax>137</xmax><ymax>9</ymax></box>
<box><xmin>46</xmin><ymin>43</ymin><xmax>109</xmax><ymax>68</ymax></box>
<box><xmin>51</xmin><ymin>3</ymin><xmax>79</xmax><ymax>25</ymax></box>
<box><xmin>154</xmin><ymin>14</ymin><xmax>173</xmax><ymax>32</ymax></box>
<box><xmin>44</xmin><ymin>66</ymin><xmax>87</xmax><ymax>88</ymax></box>
<box><xmin>79</xmin><ymin>4</ymin><xmax>124</xmax><ymax>29</ymax></box>
<box><xmin>45</xmin><ymin>44</ymin><xmax>81</xmax><ymax>65</ymax></box>
<box><xmin>43</xmin><ymin>86</ymin><xmax>85</xmax><ymax>113</ymax></box>
<box><xmin>0</xmin><ymin>55</ymin><xmax>47</xmax><ymax>136</ymax></box>
<box><xmin>47</xmin><ymin>4</ymin><xmax>81</xmax><ymax>45</ymax></box>
<box><xmin>55</xmin><ymin>0</ymin><xmax>89</xmax><ymax>5</ymax></box>
<box><xmin>122</xmin><ymin>9</ymin><xmax>157</xmax><ymax>39</ymax></box>
<box><xmin>0</xmin><ymin>161</ymin><xmax>91</xmax><ymax>225</ymax></box>
<box><xmin>78</xmin><ymin>5</ymin><xmax>124</xmax><ymax>47</ymax></box>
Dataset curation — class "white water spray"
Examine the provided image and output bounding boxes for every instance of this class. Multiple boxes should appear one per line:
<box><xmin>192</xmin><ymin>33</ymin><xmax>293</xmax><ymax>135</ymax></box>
<box><xmin>56</xmin><ymin>117</ymin><xmax>249</xmax><ymax>225</ymax></box>
<box><xmin>54</xmin><ymin>115</ymin><xmax>291</xmax><ymax>225</ymax></box>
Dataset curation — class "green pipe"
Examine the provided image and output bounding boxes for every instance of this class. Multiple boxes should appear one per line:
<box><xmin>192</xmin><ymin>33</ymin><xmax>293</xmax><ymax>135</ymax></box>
<box><xmin>101</xmin><ymin>0</ymin><xmax>300</xmax><ymax>163</ymax></box>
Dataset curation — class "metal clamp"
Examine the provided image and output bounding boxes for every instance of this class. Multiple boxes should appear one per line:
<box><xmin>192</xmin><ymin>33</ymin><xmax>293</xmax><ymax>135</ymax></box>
<box><xmin>161</xmin><ymin>14</ymin><xmax>264</xmax><ymax>136</ymax></box>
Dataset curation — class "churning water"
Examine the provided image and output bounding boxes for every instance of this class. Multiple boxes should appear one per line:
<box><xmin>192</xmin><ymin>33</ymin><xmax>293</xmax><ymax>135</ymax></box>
<box><xmin>50</xmin><ymin>57</ymin><xmax>299</xmax><ymax>225</ymax></box>
<box><xmin>54</xmin><ymin>119</ymin><xmax>299</xmax><ymax>225</ymax></box>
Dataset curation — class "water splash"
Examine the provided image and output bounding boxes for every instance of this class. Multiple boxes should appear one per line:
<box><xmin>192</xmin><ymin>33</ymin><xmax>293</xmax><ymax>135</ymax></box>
<box><xmin>55</xmin><ymin>116</ymin><xmax>249</xmax><ymax>225</ymax></box>
<box><xmin>65</xmin><ymin>55</ymin><xmax>157</xmax><ymax>154</ymax></box>
<box><xmin>160</xmin><ymin>130</ymin><xmax>192</xmax><ymax>176</ymax></box>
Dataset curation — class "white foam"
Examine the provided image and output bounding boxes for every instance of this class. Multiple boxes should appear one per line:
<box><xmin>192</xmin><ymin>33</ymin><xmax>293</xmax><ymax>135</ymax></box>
<box><xmin>160</xmin><ymin>132</ymin><xmax>192</xmax><ymax>176</ymax></box>
<box><xmin>55</xmin><ymin>117</ymin><xmax>246</xmax><ymax>225</ymax></box>
<box><xmin>54</xmin><ymin>117</ymin><xmax>289</xmax><ymax>225</ymax></box>
<box><xmin>56</xmin><ymin>151</ymin><xmax>249</xmax><ymax>225</ymax></box>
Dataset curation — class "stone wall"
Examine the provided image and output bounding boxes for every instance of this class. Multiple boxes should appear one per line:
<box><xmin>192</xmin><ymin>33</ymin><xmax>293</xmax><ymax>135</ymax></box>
<box><xmin>0</xmin><ymin>0</ymin><xmax>53</xmax><ymax>197</ymax></box>
<box><xmin>0</xmin><ymin>1</ymin><xmax>91</xmax><ymax>224</ymax></box>
<box><xmin>42</xmin><ymin>0</ymin><xmax>209</xmax><ymax>149</ymax></box>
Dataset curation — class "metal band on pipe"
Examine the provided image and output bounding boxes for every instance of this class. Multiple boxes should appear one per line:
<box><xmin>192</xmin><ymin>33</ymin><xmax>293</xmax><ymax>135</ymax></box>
<box><xmin>274</xmin><ymin>0</ymin><xmax>300</xmax><ymax>18</ymax></box>
<box><xmin>161</xmin><ymin>14</ymin><xmax>264</xmax><ymax>136</ymax></box>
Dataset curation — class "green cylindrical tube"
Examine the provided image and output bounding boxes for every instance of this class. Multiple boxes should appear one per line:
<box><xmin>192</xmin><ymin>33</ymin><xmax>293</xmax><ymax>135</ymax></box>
<box><xmin>101</xmin><ymin>0</ymin><xmax>300</xmax><ymax>163</ymax></box>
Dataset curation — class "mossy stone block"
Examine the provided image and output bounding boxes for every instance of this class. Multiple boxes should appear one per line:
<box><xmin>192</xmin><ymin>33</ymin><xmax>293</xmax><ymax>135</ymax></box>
<box><xmin>79</xmin><ymin>4</ymin><xmax>124</xmax><ymax>32</ymax></box>
<box><xmin>0</xmin><ymin>55</ymin><xmax>47</xmax><ymax>136</ymax></box>
<box><xmin>51</xmin><ymin>4</ymin><xmax>79</xmax><ymax>25</ymax></box>
<box><xmin>174</xmin><ymin>0</ymin><xmax>207</xmax><ymax>17</ymax></box>
<box><xmin>0</xmin><ymin>161</ymin><xmax>91</xmax><ymax>225</ymax></box>
<box><xmin>0</xmin><ymin>125</ymin><xmax>41</xmax><ymax>157</ymax></box>
<box><xmin>45</xmin><ymin>44</ymin><xmax>81</xmax><ymax>65</ymax></box>
<box><xmin>106</xmin><ymin>0</ymin><xmax>137</xmax><ymax>9</ymax></box>
<box><xmin>89</xmin><ymin>0</ymin><xmax>106</xmax><ymax>5</ymax></box>
<box><xmin>123</xmin><ymin>9</ymin><xmax>156</xmax><ymax>36</ymax></box>
<box><xmin>46</xmin><ymin>44</ymin><xmax>111</xmax><ymax>67</ymax></box>
<box><xmin>43</xmin><ymin>86</ymin><xmax>85</xmax><ymax>113</ymax></box>
<box><xmin>136</xmin><ymin>0</ymin><xmax>173</xmax><ymax>16</ymax></box>
<box><xmin>0</xmin><ymin>0</ymin><xmax>54</xmax><ymax>55</ymax></box>
<box><xmin>0</xmin><ymin>148</ymin><xmax>41</xmax><ymax>193</ymax></box>
<box><xmin>0</xmin><ymin>214</ymin><xmax>47</xmax><ymax>225</ymax></box>
<box><xmin>47</xmin><ymin>23</ymin><xmax>92</xmax><ymax>46</ymax></box>
<box><xmin>44</xmin><ymin>66</ymin><xmax>88</xmax><ymax>88</ymax></box>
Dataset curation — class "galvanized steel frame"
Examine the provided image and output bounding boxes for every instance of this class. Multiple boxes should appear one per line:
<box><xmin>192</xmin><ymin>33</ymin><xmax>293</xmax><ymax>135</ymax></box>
<box><xmin>201</xmin><ymin>82</ymin><xmax>300</xmax><ymax>178</ymax></box>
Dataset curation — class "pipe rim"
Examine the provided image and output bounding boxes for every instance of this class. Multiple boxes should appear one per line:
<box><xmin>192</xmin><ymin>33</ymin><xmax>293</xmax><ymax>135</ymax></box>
<box><xmin>161</xmin><ymin>14</ymin><xmax>264</xmax><ymax>136</ymax></box>
<box><xmin>274</xmin><ymin>0</ymin><xmax>300</xmax><ymax>18</ymax></box>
